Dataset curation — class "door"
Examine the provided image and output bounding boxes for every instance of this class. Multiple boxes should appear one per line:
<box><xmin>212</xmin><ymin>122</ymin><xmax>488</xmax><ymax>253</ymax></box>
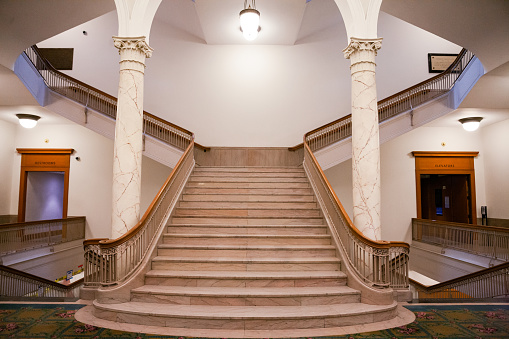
<box><xmin>420</xmin><ymin>174</ymin><xmax>471</xmax><ymax>223</ymax></box>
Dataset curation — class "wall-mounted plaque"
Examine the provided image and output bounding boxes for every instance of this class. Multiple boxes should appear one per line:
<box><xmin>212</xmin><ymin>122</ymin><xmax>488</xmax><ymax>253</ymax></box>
<box><xmin>428</xmin><ymin>53</ymin><xmax>459</xmax><ymax>73</ymax></box>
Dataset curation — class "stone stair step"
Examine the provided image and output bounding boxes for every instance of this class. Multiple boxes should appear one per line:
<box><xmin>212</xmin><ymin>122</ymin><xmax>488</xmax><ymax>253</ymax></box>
<box><xmin>131</xmin><ymin>285</ymin><xmax>360</xmax><ymax>306</ymax></box>
<box><xmin>170</xmin><ymin>217</ymin><xmax>325</xmax><ymax>225</ymax></box>
<box><xmin>92</xmin><ymin>300</ymin><xmax>398</xmax><ymax>330</ymax></box>
<box><xmin>183</xmin><ymin>187</ymin><xmax>314</xmax><ymax>195</ymax></box>
<box><xmin>186</xmin><ymin>182</ymin><xmax>309</xmax><ymax>189</ymax></box>
<box><xmin>162</xmin><ymin>234</ymin><xmax>331</xmax><ymax>245</ymax></box>
<box><xmin>191</xmin><ymin>171</ymin><xmax>306</xmax><ymax>178</ymax></box>
<box><xmin>173</xmin><ymin>208</ymin><xmax>321</xmax><ymax>218</ymax></box>
<box><xmin>189</xmin><ymin>176</ymin><xmax>309</xmax><ymax>183</ymax></box>
<box><xmin>181</xmin><ymin>194</ymin><xmax>315</xmax><ymax>202</ymax></box>
<box><xmin>145</xmin><ymin>270</ymin><xmax>348</xmax><ymax>288</ymax></box>
<box><xmin>178</xmin><ymin>201</ymin><xmax>317</xmax><ymax>209</ymax></box>
<box><xmin>151</xmin><ymin>256</ymin><xmax>341</xmax><ymax>271</ymax></box>
<box><xmin>157</xmin><ymin>244</ymin><xmax>337</xmax><ymax>258</ymax></box>
<box><xmin>194</xmin><ymin>167</ymin><xmax>304</xmax><ymax>173</ymax></box>
<box><xmin>165</xmin><ymin>224</ymin><xmax>328</xmax><ymax>235</ymax></box>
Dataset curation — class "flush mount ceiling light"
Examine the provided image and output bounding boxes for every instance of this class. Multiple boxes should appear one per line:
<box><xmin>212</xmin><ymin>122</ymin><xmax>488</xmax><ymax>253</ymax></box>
<box><xmin>16</xmin><ymin>114</ymin><xmax>41</xmax><ymax>129</ymax></box>
<box><xmin>459</xmin><ymin>117</ymin><xmax>483</xmax><ymax>131</ymax></box>
<box><xmin>240</xmin><ymin>0</ymin><xmax>260</xmax><ymax>41</ymax></box>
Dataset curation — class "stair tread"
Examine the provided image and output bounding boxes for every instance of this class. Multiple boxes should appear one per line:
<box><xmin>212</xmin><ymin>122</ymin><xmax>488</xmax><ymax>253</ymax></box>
<box><xmin>94</xmin><ymin>300</ymin><xmax>397</xmax><ymax>319</ymax></box>
<box><xmin>163</xmin><ymin>234</ymin><xmax>330</xmax><ymax>238</ymax></box>
<box><xmin>132</xmin><ymin>285</ymin><xmax>359</xmax><ymax>297</ymax></box>
<box><xmin>145</xmin><ymin>270</ymin><xmax>347</xmax><ymax>279</ymax></box>
<box><xmin>158</xmin><ymin>244</ymin><xmax>335</xmax><ymax>249</ymax></box>
<box><xmin>152</xmin><ymin>256</ymin><xmax>341</xmax><ymax>263</ymax></box>
<box><xmin>167</xmin><ymin>224</ymin><xmax>327</xmax><ymax>228</ymax></box>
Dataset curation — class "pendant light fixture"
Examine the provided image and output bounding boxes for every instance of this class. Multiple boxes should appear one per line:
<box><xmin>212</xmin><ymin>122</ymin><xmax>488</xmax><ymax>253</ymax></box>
<box><xmin>16</xmin><ymin>114</ymin><xmax>41</xmax><ymax>129</ymax></box>
<box><xmin>459</xmin><ymin>117</ymin><xmax>483</xmax><ymax>131</ymax></box>
<box><xmin>240</xmin><ymin>0</ymin><xmax>260</xmax><ymax>41</ymax></box>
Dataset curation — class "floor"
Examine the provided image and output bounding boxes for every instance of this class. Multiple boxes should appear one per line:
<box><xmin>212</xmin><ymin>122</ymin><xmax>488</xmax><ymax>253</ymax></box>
<box><xmin>1</xmin><ymin>302</ymin><xmax>508</xmax><ymax>338</ymax></box>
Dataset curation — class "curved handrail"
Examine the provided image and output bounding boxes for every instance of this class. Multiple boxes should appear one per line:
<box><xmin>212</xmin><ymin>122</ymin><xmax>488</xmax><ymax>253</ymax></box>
<box><xmin>24</xmin><ymin>45</ymin><xmax>193</xmax><ymax>150</ymax></box>
<box><xmin>83</xmin><ymin>140</ymin><xmax>195</xmax><ymax>286</ymax></box>
<box><xmin>0</xmin><ymin>265</ymin><xmax>83</xmax><ymax>299</ymax></box>
<box><xmin>303</xmin><ymin>141</ymin><xmax>409</xmax><ymax>289</ymax></box>
<box><xmin>410</xmin><ymin>262</ymin><xmax>509</xmax><ymax>300</ymax></box>
<box><xmin>303</xmin><ymin>48</ymin><xmax>474</xmax><ymax>152</ymax></box>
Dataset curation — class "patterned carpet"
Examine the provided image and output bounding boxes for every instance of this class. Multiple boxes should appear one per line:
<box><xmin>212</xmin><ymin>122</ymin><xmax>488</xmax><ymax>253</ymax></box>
<box><xmin>0</xmin><ymin>304</ymin><xmax>508</xmax><ymax>338</ymax></box>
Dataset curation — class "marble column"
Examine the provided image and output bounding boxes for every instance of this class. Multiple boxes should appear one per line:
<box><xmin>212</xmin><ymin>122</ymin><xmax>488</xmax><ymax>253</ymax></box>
<box><xmin>343</xmin><ymin>38</ymin><xmax>383</xmax><ymax>241</ymax></box>
<box><xmin>111</xmin><ymin>37</ymin><xmax>153</xmax><ymax>239</ymax></box>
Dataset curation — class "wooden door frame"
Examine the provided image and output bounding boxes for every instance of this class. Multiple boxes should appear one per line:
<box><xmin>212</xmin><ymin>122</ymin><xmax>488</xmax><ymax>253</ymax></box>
<box><xmin>412</xmin><ymin>151</ymin><xmax>478</xmax><ymax>224</ymax></box>
<box><xmin>17</xmin><ymin>149</ymin><xmax>74</xmax><ymax>222</ymax></box>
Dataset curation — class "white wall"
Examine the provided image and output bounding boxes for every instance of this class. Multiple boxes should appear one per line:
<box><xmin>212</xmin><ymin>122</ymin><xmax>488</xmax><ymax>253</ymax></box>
<box><xmin>481</xmin><ymin>118</ymin><xmax>509</xmax><ymax>219</ymax></box>
<box><xmin>3</xmin><ymin>115</ymin><xmax>170</xmax><ymax>238</ymax></box>
<box><xmin>0</xmin><ymin>119</ymin><xmax>16</xmax><ymax>214</ymax></box>
<box><xmin>36</xmin><ymin>9</ymin><xmax>460</xmax><ymax>147</ymax></box>
<box><xmin>325</xmin><ymin>124</ymin><xmax>489</xmax><ymax>244</ymax></box>
<box><xmin>25</xmin><ymin>171</ymin><xmax>65</xmax><ymax>221</ymax></box>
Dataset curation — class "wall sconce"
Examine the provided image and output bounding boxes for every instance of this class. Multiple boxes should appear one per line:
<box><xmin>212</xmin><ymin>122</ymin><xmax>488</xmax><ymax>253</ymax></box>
<box><xmin>240</xmin><ymin>0</ymin><xmax>260</xmax><ymax>41</ymax></box>
<box><xmin>16</xmin><ymin>114</ymin><xmax>41</xmax><ymax>129</ymax></box>
<box><xmin>459</xmin><ymin>117</ymin><xmax>483</xmax><ymax>131</ymax></box>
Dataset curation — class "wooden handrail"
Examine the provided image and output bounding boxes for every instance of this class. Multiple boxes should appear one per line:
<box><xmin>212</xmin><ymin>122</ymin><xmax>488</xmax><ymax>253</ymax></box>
<box><xmin>297</xmin><ymin>48</ymin><xmax>471</xmax><ymax>151</ymax></box>
<box><xmin>85</xmin><ymin>141</ymin><xmax>194</xmax><ymax>249</ymax></box>
<box><xmin>412</xmin><ymin>218</ymin><xmax>509</xmax><ymax>234</ymax></box>
<box><xmin>304</xmin><ymin>142</ymin><xmax>409</xmax><ymax>250</ymax></box>
<box><xmin>0</xmin><ymin>216</ymin><xmax>85</xmax><ymax>229</ymax></box>
<box><xmin>0</xmin><ymin>265</ymin><xmax>83</xmax><ymax>290</ymax></box>
<box><xmin>29</xmin><ymin>45</ymin><xmax>194</xmax><ymax>137</ymax></box>
<box><xmin>410</xmin><ymin>262</ymin><xmax>509</xmax><ymax>292</ymax></box>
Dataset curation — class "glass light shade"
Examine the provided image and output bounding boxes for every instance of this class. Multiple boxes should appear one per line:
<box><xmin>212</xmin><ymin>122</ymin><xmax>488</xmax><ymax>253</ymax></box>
<box><xmin>16</xmin><ymin>114</ymin><xmax>40</xmax><ymax>129</ymax></box>
<box><xmin>240</xmin><ymin>8</ymin><xmax>260</xmax><ymax>41</ymax></box>
<box><xmin>459</xmin><ymin>117</ymin><xmax>482</xmax><ymax>132</ymax></box>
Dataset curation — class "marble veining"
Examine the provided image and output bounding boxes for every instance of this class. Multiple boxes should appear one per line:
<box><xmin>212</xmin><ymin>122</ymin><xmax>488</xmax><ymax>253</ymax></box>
<box><xmin>111</xmin><ymin>37</ymin><xmax>153</xmax><ymax>238</ymax></box>
<box><xmin>344</xmin><ymin>38</ymin><xmax>383</xmax><ymax>241</ymax></box>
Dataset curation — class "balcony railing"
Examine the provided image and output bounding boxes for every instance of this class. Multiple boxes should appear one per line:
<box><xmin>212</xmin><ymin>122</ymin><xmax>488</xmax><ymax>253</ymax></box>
<box><xmin>0</xmin><ymin>265</ymin><xmax>82</xmax><ymax>300</ymax></box>
<box><xmin>83</xmin><ymin>141</ymin><xmax>195</xmax><ymax>287</ymax></box>
<box><xmin>410</xmin><ymin>262</ymin><xmax>509</xmax><ymax>301</ymax></box>
<box><xmin>412</xmin><ymin>218</ymin><xmax>509</xmax><ymax>262</ymax></box>
<box><xmin>24</xmin><ymin>45</ymin><xmax>193</xmax><ymax>151</ymax></box>
<box><xmin>305</xmin><ymin>49</ymin><xmax>475</xmax><ymax>152</ymax></box>
<box><xmin>0</xmin><ymin>217</ymin><xmax>85</xmax><ymax>255</ymax></box>
<box><xmin>303</xmin><ymin>142</ymin><xmax>409</xmax><ymax>289</ymax></box>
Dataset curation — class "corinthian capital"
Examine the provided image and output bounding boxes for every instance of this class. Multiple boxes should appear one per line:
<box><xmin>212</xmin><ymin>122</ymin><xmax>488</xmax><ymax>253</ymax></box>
<box><xmin>113</xmin><ymin>36</ymin><xmax>153</xmax><ymax>58</ymax></box>
<box><xmin>343</xmin><ymin>38</ymin><xmax>383</xmax><ymax>59</ymax></box>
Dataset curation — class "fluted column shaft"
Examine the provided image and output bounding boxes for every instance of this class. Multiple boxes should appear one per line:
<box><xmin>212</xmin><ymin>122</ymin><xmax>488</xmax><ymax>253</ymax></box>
<box><xmin>111</xmin><ymin>36</ymin><xmax>153</xmax><ymax>239</ymax></box>
<box><xmin>343</xmin><ymin>38</ymin><xmax>383</xmax><ymax>241</ymax></box>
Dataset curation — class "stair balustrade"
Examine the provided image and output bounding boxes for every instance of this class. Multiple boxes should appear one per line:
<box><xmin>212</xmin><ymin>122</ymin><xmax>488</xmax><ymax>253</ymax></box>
<box><xmin>0</xmin><ymin>265</ymin><xmax>82</xmax><ymax>300</ymax></box>
<box><xmin>410</xmin><ymin>262</ymin><xmax>509</xmax><ymax>301</ymax></box>
<box><xmin>305</xmin><ymin>49</ymin><xmax>475</xmax><ymax>152</ymax></box>
<box><xmin>83</xmin><ymin>141</ymin><xmax>195</xmax><ymax>287</ymax></box>
<box><xmin>303</xmin><ymin>142</ymin><xmax>409</xmax><ymax>289</ymax></box>
<box><xmin>412</xmin><ymin>218</ymin><xmax>509</xmax><ymax>262</ymax></box>
<box><xmin>0</xmin><ymin>217</ymin><xmax>85</xmax><ymax>255</ymax></box>
<box><xmin>24</xmin><ymin>46</ymin><xmax>194</xmax><ymax>151</ymax></box>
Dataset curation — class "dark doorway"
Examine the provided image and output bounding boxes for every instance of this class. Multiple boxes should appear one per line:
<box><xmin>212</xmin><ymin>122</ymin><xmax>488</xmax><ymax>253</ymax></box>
<box><xmin>420</xmin><ymin>174</ymin><xmax>472</xmax><ymax>223</ymax></box>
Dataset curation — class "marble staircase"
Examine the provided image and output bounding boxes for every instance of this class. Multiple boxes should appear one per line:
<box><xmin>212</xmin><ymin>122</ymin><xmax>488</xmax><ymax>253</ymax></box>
<box><xmin>90</xmin><ymin>166</ymin><xmax>399</xmax><ymax>337</ymax></box>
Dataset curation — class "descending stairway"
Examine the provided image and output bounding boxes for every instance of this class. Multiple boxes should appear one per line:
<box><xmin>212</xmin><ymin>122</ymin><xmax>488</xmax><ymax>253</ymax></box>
<box><xmin>91</xmin><ymin>166</ymin><xmax>398</xmax><ymax>337</ymax></box>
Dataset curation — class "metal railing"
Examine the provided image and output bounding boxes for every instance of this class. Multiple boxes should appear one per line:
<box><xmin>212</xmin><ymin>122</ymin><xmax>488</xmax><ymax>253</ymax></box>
<box><xmin>410</xmin><ymin>262</ymin><xmax>509</xmax><ymax>301</ymax></box>
<box><xmin>306</xmin><ymin>49</ymin><xmax>475</xmax><ymax>151</ymax></box>
<box><xmin>412</xmin><ymin>218</ymin><xmax>509</xmax><ymax>262</ymax></box>
<box><xmin>24</xmin><ymin>45</ymin><xmax>193</xmax><ymax>151</ymax></box>
<box><xmin>0</xmin><ymin>217</ymin><xmax>85</xmax><ymax>255</ymax></box>
<box><xmin>83</xmin><ymin>141</ymin><xmax>195</xmax><ymax>287</ymax></box>
<box><xmin>0</xmin><ymin>265</ymin><xmax>82</xmax><ymax>300</ymax></box>
<box><xmin>303</xmin><ymin>142</ymin><xmax>409</xmax><ymax>288</ymax></box>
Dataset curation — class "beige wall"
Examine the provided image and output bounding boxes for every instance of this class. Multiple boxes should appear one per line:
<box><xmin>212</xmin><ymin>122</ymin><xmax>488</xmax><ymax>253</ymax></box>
<box><xmin>2</xmin><ymin>117</ymin><xmax>170</xmax><ymax>239</ymax></box>
<box><xmin>0</xmin><ymin>119</ymin><xmax>16</xmax><ymax>214</ymax></box>
<box><xmin>325</xmin><ymin>123</ymin><xmax>494</xmax><ymax>244</ymax></box>
<box><xmin>481</xmin><ymin>118</ymin><xmax>509</xmax><ymax>219</ymax></box>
